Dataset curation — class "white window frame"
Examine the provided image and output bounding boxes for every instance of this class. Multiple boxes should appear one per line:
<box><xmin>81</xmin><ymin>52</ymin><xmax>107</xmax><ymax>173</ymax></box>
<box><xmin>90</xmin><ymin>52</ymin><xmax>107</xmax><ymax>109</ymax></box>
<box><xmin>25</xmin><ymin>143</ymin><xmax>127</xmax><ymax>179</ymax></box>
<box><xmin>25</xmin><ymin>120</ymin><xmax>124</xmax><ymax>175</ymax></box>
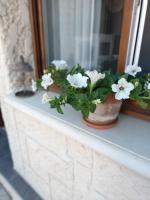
<box><xmin>126</xmin><ymin>0</ymin><xmax>148</xmax><ymax>66</ymax></box>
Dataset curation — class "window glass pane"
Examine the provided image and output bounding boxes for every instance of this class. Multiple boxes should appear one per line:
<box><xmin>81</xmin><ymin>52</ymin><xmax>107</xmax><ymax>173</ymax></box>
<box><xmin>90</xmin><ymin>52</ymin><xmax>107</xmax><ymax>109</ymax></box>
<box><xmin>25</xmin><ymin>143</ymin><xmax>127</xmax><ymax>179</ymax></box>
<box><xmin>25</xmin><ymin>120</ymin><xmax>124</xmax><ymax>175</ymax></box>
<box><xmin>138</xmin><ymin>1</ymin><xmax>150</xmax><ymax>73</ymax></box>
<box><xmin>42</xmin><ymin>0</ymin><xmax>124</xmax><ymax>71</ymax></box>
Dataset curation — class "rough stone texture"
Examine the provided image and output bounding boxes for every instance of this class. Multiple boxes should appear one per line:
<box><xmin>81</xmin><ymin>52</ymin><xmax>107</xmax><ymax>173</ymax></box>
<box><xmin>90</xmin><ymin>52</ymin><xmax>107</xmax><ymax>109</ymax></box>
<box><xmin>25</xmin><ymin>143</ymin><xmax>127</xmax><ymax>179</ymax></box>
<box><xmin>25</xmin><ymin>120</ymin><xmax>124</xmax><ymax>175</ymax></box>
<box><xmin>0</xmin><ymin>0</ymin><xmax>34</xmax><ymax>99</ymax></box>
<box><xmin>2</xmin><ymin>101</ymin><xmax>150</xmax><ymax>200</ymax></box>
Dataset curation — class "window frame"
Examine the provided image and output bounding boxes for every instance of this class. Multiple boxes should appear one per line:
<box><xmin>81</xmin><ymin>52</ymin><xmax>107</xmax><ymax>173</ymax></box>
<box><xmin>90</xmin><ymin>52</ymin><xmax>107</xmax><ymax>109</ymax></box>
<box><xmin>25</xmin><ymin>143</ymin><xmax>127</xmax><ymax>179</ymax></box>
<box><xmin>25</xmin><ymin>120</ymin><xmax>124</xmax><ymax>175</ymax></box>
<box><xmin>29</xmin><ymin>0</ymin><xmax>46</xmax><ymax>79</ymax></box>
<box><xmin>126</xmin><ymin>0</ymin><xmax>148</xmax><ymax>66</ymax></box>
<box><xmin>29</xmin><ymin>0</ymin><xmax>150</xmax><ymax>121</ymax></box>
<box><xmin>121</xmin><ymin>0</ymin><xmax>150</xmax><ymax>121</ymax></box>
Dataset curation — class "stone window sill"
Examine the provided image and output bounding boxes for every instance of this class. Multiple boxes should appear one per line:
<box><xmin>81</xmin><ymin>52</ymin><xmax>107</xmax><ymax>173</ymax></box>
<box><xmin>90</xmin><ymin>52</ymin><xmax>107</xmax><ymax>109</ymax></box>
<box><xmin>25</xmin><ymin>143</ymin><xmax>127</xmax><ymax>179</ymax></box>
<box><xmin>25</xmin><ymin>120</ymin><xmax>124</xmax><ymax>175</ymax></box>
<box><xmin>4</xmin><ymin>91</ymin><xmax>150</xmax><ymax>179</ymax></box>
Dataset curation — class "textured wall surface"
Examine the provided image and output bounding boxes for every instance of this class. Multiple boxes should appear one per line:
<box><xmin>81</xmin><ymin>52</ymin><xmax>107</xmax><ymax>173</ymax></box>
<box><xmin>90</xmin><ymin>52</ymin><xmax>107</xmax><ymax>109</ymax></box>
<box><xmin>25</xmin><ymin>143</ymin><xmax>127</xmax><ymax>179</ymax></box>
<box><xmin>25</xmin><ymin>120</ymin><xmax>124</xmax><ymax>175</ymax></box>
<box><xmin>0</xmin><ymin>0</ymin><xmax>34</xmax><ymax>98</ymax></box>
<box><xmin>2</xmin><ymin>101</ymin><xmax>150</xmax><ymax>200</ymax></box>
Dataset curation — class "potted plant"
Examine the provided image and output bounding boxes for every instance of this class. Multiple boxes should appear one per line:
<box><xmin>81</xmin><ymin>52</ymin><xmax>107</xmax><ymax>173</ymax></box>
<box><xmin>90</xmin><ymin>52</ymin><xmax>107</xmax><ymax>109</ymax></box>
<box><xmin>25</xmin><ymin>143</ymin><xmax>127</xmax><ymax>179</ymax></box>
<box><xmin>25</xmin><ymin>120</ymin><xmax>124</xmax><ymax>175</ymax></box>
<box><xmin>32</xmin><ymin>61</ymin><xmax>150</xmax><ymax>129</ymax></box>
<box><xmin>32</xmin><ymin>60</ymin><xmax>68</xmax><ymax>93</ymax></box>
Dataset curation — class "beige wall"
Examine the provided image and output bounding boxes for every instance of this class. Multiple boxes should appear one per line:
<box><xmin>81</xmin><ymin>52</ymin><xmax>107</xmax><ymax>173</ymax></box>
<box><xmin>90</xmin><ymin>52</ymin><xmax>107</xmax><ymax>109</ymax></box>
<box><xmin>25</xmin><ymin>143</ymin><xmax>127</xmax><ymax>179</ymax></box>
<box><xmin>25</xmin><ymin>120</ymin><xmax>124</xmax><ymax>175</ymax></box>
<box><xmin>0</xmin><ymin>0</ymin><xmax>33</xmax><ymax>99</ymax></box>
<box><xmin>2</xmin><ymin>101</ymin><xmax>150</xmax><ymax>200</ymax></box>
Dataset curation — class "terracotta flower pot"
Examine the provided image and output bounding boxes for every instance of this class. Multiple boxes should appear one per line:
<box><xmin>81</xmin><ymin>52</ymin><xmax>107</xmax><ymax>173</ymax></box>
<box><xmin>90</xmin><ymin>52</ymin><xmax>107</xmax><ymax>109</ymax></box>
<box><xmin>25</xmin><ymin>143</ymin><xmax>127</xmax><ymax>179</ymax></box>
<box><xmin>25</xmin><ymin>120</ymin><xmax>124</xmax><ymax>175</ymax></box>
<box><xmin>121</xmin><ymin>99</ymin><xmax>150</xmax><ymax>121</ymax></box>
<box><xmin>48</xmin><ymin>84</ymin><xmax>60</xmax><ymax>93</ymax></box>
<box><xmin>84</xmin><ymin>95</ymin><xmax>122</xmax><ymax>129</ymax></box>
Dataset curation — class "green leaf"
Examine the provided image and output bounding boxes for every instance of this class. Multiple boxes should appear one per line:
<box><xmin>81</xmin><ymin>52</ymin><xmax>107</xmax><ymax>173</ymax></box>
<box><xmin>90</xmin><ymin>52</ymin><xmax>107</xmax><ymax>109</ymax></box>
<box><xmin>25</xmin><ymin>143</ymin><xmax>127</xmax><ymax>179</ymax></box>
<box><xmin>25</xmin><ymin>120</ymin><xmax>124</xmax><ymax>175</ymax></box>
<box><xmin>36</xmin><ymin>79</ymin><xmax>42</xmax><ymax>88</ymax></box>
<box><xmin>69</xmin><ymin>64</ymin><xmax>84</xmax><ymax>75</ymax></box>
<box><xmin>92</xmin><ymin>87</ymin><xmax>111</xmax><ymax>102</ymax></box>
<box><xmin>89</xmin><ymin>103</ymin><xmax>96</xmax><ymax>113</ymax></box>
<box><xmin>81</xmin><ymin>108</ymin><xmax>89</xmax><ymax>118</ymax></box>
<box><xmin>137</xmin><ymin>100</ymin><xmax>148</xmax><ymax>109</ymax></box>
<box><xmin>49</xmin><ymin>96</ymin><xmax>64</xmax><ymax>114</ymax></box>
<box><xmin>56</xmin><ymin>106</ymin><xmax>64</xmax><ymax>114</ymax></box>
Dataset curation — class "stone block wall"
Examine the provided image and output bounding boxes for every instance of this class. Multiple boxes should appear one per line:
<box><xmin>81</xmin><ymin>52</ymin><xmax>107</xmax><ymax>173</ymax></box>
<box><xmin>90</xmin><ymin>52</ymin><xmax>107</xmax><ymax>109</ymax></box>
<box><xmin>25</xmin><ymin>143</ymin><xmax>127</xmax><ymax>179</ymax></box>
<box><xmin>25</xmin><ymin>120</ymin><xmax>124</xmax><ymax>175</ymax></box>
<box><xmin>2</xmin><ymin>101</ymin><xmax>150</xmax><ymax>200</ymax></box>
<box><xmin>0</xmin><ymin>0</ymin><xmax>33</xmax><ymax>99</ymax></box>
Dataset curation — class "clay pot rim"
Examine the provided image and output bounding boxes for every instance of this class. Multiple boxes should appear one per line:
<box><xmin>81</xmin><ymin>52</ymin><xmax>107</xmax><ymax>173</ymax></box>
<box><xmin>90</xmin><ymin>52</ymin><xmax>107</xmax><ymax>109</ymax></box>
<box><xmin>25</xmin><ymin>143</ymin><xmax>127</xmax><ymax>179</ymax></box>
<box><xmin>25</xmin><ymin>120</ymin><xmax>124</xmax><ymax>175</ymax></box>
<box><xmin>83</xmin><ymin>117</ymin><xmax>118</xmax><ymax>129</ymax></box>
<box><xmin>102</xmin><ymin>94</ymin><xmax>122</xmax><ymax>104</ymax></box>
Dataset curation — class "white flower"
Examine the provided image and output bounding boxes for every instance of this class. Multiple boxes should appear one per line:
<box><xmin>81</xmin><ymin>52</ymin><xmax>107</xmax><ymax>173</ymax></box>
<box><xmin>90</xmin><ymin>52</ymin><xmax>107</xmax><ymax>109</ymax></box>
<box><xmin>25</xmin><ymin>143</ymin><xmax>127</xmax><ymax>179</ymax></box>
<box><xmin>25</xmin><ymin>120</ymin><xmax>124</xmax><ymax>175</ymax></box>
<box><xmin>92</xmin><ymin>99</ymin><xmax>101</xmax><ymax>105</ymax></box>
<box><xmin>31</xmin><ymin>79</ymin><xmax>37</xmax><ymax>92</ymax></box>
<box><xmin>85</xmin><ymin>70</ymin><xmax>105</xmax><ymax>85</ymax></box>
<box><xmin>112</xmin><ymin>78</ymin><xmax>134</xmax><ymax>100</ymax></box>
<box><xmin>67</xmin><ymin>73</ymin><xmax>88</xmax><ymax>88</ymax></box>
<box><xmin>125</xmin><ymin>65</ymin><xmax>142</xmax><ymax>77</ymax></box>
<box><xmin>42</xmin><ymin>93</ymin><xmax>54</xmax><ymax>104</ymax></box>
<box><xmin>145</xmin><ymin>81</ymin><xmax>150</xmax><ymax>90</ymax></box>
<box><xmin>52</xmin><ymin>60</ymin><xmax>68</xmax><ymax>70</ymax></box>
<box><xmin>41</xmin><ymin>73</ymin><xmax>54</xmax><ymax>90</ymax></box>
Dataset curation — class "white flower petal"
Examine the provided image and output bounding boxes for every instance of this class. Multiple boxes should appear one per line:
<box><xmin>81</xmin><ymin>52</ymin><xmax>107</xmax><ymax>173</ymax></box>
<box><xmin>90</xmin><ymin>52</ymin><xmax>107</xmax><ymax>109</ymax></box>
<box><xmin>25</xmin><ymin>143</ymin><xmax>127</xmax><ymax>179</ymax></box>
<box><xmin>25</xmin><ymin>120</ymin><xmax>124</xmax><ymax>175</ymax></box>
<box><xmin>112</xmin><ymin>78</ymin><xmax>134</xmax><ymax>100</ymax></box>
<box><xmin>125</xmin><ymin>65</ymin><xmax>142</xmax><ymax>77</ymax></box>
<box><xmin>125</xmin><ymin>82</ymin><xmax>134</xmax><ymax>93</ymax></box>
<box><xmin>118</xmin><ymin>78</ymin><xmax>127</xmax><ymax>86</ymax></box>
<box><xmin>41</xmin><ymin>73</ymin><xmax>54</xmax><ymax>90</ymax></box>
<box><xmin>115</xmin><ymin>91</ymin><xmax>123</xmax><ymax>100</ymax></box>
<box><xmin>112</xmin><ymin>84</ymin><xmax>119</xmax><ymax>92</ymax></box>
<box><xmin>52</xmin><ymin>60</ymin><xmax>68</xmax><ymax>70</ymax></box>
<box><xmin>42</xmin><ymin>93</ymin><xmax>54</xmax><ymax>104</ymax></box>
<box><xmin>42</xmin><ymin>93</ymin><xmax>49</xmax><ymax>104</ymax></box>
<box><xmin>67</xmin><ymin>73</ymin><xmax>88</xmax><ymax>88</ymax></box>
<box><xmin>31</xmin><ymin>79</ymin><xmax>37</xmax><ymax>92</ymax></box>
<box><xmin>115</xmin><ymin>90</ymin><xmax>129</xmax><ymax>100</ymax></box>
<box><xmin>85</xmin><ymin>70</ymin><xmax>105</xmax><ymax>85</ymax></box>
<box><xmin>145</xmin><ymin>81</ymin><xmax>150</xmax><ymax>90</ymax></box>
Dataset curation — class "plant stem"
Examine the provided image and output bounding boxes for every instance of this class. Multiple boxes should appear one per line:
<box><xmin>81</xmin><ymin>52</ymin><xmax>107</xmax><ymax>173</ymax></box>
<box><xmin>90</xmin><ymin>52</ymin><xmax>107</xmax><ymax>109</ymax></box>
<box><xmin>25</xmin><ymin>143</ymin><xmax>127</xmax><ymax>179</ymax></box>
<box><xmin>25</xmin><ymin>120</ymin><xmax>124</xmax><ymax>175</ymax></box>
<box><xmin>140</xmin><ymin>96</ymin><xmax>150</xmax><ymax>100</ymax></box>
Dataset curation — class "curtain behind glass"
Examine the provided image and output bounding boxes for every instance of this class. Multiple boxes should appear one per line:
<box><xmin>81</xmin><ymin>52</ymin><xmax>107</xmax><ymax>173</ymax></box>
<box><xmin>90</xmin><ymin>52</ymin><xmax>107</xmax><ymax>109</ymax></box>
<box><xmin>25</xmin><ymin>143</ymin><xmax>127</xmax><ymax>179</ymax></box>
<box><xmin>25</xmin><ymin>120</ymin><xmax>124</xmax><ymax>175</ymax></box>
<box><xmin>42</xmin><ymin>0</ymin><xmax>124</xmax><ymax>71</ymax></box>
<box><xmin>43</xmin><ymin>0</ymin><xmax>101</xmax><ymax>69</ymax></box>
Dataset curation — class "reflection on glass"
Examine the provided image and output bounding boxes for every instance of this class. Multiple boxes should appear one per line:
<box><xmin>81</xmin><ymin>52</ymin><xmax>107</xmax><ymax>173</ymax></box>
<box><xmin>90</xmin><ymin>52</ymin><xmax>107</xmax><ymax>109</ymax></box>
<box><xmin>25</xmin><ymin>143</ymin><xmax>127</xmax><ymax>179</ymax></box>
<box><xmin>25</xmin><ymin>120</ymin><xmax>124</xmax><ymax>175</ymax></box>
<box><xmin>139</xmin><ymin>1</ymin><xmax>150</xmax><ymax>73</ymax></box>
<box><xmin>42</xmin><ymin>0</ymin><xmax>124</xmax><ymax>71</ymax></box>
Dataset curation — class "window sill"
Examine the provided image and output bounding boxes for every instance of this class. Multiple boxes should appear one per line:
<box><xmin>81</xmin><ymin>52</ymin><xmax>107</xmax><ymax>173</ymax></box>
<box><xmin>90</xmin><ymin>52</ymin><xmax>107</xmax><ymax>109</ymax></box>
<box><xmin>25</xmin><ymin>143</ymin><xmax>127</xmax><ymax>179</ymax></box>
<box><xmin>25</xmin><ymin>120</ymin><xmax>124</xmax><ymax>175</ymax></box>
<box><xmin>4</xmin><ymin>91</ymin><xmax>150</xmax><ymax>179</ymax></box>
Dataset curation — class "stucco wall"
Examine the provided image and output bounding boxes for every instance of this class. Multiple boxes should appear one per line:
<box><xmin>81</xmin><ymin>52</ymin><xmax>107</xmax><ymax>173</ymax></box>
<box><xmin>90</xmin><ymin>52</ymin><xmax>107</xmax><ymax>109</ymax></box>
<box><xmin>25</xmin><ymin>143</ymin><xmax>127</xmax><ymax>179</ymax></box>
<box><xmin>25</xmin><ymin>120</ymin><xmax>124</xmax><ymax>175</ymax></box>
<box><xmin>0</xmin><ymin>0</ymin><xmax>33</xmax><ymax>99</ymax></box>
<box><xmin>2</xmin><ymin>100</ymin><xmax>150</xmax><ymax>200</ymax></box>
